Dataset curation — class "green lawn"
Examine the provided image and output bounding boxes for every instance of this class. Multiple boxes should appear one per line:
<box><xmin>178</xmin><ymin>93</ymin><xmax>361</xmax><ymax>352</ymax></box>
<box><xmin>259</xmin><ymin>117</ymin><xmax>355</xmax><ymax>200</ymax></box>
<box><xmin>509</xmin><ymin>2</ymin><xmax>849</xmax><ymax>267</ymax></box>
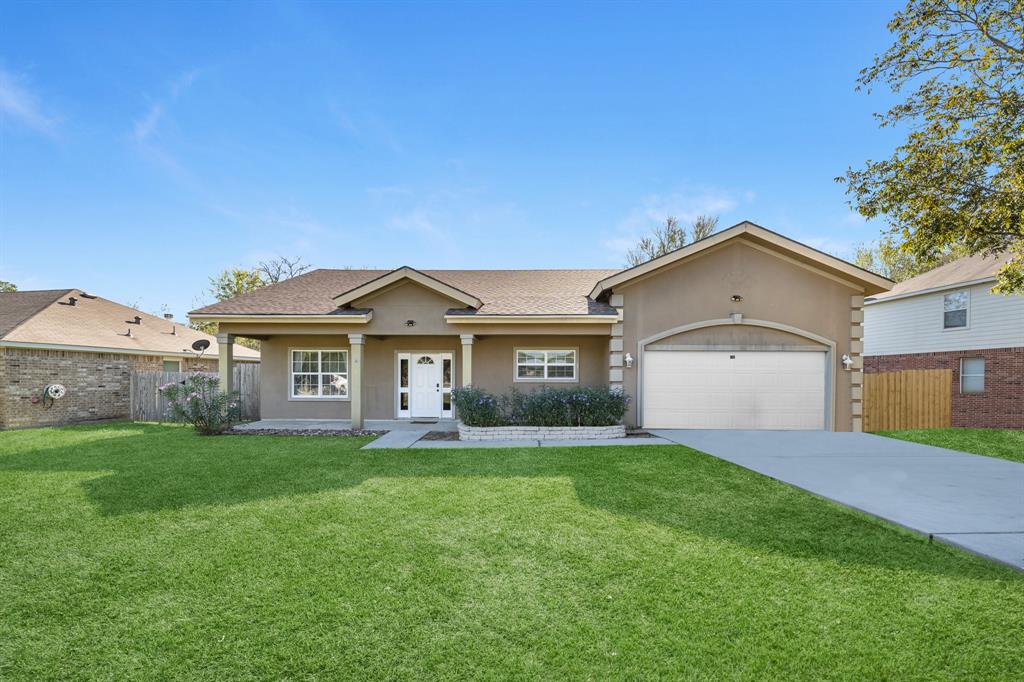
<box><xmin>1</xmin><ymin>424</ymin><xmax>1021</xmax><ymax>680</ymax></box>
<box><xmin>878</xmin><ymin>428</ymin><xmax>1024</xmax><ymax>464</ymax></box>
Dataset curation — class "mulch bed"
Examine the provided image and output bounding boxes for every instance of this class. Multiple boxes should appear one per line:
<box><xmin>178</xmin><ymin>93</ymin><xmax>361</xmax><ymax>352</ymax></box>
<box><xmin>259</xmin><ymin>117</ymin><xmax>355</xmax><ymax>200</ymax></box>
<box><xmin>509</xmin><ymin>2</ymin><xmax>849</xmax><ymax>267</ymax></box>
<box><xmin>419</xmin><ymin>431</ymin><xmax>461</xmax><ymax>441</ymax></box>
<box><xmin>228</xmin><ymin>428</ymin><xmax>388</xmax><ymax>437</ymax></box>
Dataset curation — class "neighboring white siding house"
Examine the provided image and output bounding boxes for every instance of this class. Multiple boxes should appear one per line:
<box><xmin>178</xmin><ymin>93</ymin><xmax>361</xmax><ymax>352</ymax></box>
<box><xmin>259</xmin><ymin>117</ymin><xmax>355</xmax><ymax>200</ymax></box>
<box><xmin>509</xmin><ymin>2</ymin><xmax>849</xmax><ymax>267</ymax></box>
<box><xmin>864</xmin><ymin>281</ymin><xmax>1024</xmax><ymax>356</ymax></box>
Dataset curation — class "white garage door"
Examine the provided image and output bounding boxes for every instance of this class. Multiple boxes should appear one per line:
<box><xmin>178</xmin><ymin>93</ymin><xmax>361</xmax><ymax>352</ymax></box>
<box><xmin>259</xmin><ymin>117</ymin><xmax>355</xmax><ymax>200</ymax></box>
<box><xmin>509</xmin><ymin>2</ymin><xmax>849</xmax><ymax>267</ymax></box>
<box><xmin>642</xmin><ymin>350</ymin><xmax>826</xmax><ymax>430</ymax></box>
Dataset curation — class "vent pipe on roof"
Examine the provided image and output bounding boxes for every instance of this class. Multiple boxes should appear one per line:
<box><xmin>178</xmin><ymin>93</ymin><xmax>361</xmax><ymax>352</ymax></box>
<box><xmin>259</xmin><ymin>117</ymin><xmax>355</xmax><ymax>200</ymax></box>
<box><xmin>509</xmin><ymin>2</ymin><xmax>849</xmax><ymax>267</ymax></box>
<box><xmin>163</xmin><ymin>313</ymin><xmax>174</xmax><ymax>320</ymax></box>
<box><xmin>67</xmin><ymin>296</ymin><xmax>77</xmax><ymax>306</ymax></box>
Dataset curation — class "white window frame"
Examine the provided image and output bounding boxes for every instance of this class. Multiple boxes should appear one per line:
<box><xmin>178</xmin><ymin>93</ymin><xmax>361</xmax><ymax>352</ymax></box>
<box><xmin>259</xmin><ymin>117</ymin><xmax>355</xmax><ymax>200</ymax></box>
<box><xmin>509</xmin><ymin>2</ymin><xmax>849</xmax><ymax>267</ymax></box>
<box><xmin>289</xmin><ymin>348</ymin><xmax>350</xmax><ymax>401</ymax></box>
<box><xmin>959</xmin><ymin>357</ymin><xmax>985</xmax><ymax>394</ymax></box>
<box><xmin>942</xmin><ymin>289</ymin><xmax>970</xmax><ymax>331</ymax></box>
<box><xmin>396</xmin><ymin>352</ymin><xmax>454</xmax><ymax>418</ymax></box>
<box><xmin>514</xmin><ymin>348</ymin><xmax>578</xmax><ymax>383</ymax></box>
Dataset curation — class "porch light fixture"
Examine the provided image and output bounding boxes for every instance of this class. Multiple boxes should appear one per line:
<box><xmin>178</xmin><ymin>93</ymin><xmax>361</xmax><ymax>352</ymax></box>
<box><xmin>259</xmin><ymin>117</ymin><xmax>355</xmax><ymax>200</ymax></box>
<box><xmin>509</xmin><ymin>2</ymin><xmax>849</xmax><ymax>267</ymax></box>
<box><xmin>624</xmin><ymin>352</ymin><xmax>633</xmax><ymax>368</ymax></box>
<box><xmin>731</xmin><ymin>294</ymin><xmax>743</xmax><ymax>302</ymax></box>
<box><xmin>841</xmin><ymin>354</ymin><xmax>854</xmax><ymax>370</ymax></box>
<box><xmin>405</xmin><ymin>319</ymin><xmax>416</xmax><ymax>327</ymax></box>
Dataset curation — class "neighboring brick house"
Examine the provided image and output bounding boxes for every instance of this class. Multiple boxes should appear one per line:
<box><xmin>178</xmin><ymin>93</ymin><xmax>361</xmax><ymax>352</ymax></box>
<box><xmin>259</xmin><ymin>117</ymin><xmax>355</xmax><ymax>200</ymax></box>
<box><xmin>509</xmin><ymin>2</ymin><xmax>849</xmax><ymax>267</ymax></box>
<box><xmin>863</xmin><ymin>255</ymin><xmax>1023</xmax><ymax>429</ymax></box>
<box><xmin>0</xmin><ymin>289</ymin><xmax>259</xmax><ymax>430</ymax></box>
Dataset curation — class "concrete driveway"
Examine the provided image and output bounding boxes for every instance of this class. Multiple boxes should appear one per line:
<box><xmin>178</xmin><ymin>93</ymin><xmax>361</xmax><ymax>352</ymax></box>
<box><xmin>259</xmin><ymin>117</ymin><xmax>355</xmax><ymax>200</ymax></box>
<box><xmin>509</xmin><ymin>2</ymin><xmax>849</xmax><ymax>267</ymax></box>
<box><xmin>650</xmin><ymin>430</ymin><xmax>1024</xmax><ymax>570</ymax></box>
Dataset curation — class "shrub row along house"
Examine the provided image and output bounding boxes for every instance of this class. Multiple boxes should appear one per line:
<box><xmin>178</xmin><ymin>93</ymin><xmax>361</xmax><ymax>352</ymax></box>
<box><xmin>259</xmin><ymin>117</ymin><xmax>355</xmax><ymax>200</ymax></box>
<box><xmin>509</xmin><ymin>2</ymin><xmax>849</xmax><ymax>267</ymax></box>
<box><xmin>864</xmin><ymin>254</ymin><xmax>1024</xmax><ymax>429</ymax></box>
<box><xmin>190</xmin><ymin>222</ymin><xmax>891</xmax><ymax>431</ymax></box>
<box><xmin>0</xmin><ymin>289</ymin><xmax>258</xmax><ymax>429</ymax></box>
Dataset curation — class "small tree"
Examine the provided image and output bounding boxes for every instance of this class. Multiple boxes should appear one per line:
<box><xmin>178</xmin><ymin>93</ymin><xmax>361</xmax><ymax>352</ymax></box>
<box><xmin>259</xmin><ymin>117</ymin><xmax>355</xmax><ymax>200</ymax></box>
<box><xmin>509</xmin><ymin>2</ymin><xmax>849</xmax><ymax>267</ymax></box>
<box><xmin>159</xmin><ymin>374</ymin><xmax>240</xmax><ymax>435</ymax></box>
<box><xmin>257</xmin><ymin>256</ymin><xmax>312</xmax><ymax>283</ymax></box>
<box><xmin>853</xmin><ymin>235</ymin><xmax>968</xmax><ymax>281</ymax></box>
<box><xmin>840</xmin><ymin>0</ymin><xmax>1024</xmax><ymax>292</ymax></box>
<box><xmin>0</xmin><ymin>280</ymin><xmax>16</xmax><ymax>293</ymax></box>
<box><xmin>625</xmin><ymin>215</ymin><xmax>720</xmax><ymax>266</ymax></box>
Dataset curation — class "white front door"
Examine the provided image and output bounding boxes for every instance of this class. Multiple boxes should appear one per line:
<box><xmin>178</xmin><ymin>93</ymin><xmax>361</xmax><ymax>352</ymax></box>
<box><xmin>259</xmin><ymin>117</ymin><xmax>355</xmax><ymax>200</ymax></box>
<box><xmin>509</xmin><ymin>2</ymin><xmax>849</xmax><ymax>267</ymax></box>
<box><xmin>410</xmin><ymin>354</ymin><xmax>443</xmax><ymax>418</ymax></box>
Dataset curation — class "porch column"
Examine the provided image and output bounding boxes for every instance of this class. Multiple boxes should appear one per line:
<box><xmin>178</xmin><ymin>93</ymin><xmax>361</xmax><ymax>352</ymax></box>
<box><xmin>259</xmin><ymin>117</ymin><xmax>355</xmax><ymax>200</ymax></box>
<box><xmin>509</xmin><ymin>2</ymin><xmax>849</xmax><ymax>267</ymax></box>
<box><xmin>216</xmin><ymin>332</ymin><xmax>234</xmax><ymax>394</ymax></box>
<box><xmin>348</xmin><ymin>334</ymin><xmax>365</xmax><ymax>429</ymax></box>
<box><xmin>460</xmin><ymin>334</ymin><xmax>475</xmax><ymax>387</ymax></box>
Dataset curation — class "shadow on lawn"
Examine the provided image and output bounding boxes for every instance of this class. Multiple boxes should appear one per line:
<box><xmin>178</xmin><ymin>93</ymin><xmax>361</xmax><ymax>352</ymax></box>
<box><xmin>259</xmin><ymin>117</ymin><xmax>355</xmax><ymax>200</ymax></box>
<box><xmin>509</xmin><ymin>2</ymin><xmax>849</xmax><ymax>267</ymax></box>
<box><xmin>0</xmin><ymin>423</ymin><xmax>1014</xmax><ymax>578</ymax></box>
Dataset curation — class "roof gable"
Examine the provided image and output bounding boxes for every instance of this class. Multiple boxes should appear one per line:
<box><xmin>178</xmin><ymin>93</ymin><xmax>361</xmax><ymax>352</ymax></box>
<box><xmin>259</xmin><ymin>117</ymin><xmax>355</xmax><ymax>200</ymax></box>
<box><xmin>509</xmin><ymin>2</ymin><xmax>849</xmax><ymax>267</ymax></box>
<box><xmin>589</xmin><ymin>221</ymin><xmax>893</xmax><ymax>298</ymax></box>
<box><xmin>333</xmin><ymin>267</ymin><xmax>483</xmax><ymax>309</ymax></box>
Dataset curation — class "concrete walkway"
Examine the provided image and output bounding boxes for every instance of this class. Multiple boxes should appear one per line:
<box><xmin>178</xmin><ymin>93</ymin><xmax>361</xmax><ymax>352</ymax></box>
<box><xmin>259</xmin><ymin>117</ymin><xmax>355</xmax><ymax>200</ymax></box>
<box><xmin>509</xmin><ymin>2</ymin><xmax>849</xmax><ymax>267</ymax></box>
<box><xmin>650</xmin><ymin>429</ymin><xmax>1024</xmax><ymax>570</ymax></box>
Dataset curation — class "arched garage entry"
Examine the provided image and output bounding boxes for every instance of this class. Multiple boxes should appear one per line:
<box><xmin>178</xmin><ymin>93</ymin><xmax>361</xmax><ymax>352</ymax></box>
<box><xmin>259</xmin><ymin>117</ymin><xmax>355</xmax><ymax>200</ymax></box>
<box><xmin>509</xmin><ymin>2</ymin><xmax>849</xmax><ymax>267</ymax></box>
<box><xmin>637</xmin><ymin>318</ymin><xmax>837</xmax><ymax>431</ymax></box>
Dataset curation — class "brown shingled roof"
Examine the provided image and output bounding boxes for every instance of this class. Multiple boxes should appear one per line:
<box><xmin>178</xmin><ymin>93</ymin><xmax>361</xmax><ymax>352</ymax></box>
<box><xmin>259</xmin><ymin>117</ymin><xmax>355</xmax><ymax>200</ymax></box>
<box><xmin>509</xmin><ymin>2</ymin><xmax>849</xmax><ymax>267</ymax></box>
<box><xmin>869</xmin><ymin>253</ymin><xmax>1011</xmax><ymax>301</ymax></box>
<box><xmin>190</xmin><ymin>269</ymin><xmax>621</xmax><ymax>316</ymax></box>
<box><xmin>1</xmin><ymin>289</ymin><xmax>259</xmax><ymax>359</ymax></box>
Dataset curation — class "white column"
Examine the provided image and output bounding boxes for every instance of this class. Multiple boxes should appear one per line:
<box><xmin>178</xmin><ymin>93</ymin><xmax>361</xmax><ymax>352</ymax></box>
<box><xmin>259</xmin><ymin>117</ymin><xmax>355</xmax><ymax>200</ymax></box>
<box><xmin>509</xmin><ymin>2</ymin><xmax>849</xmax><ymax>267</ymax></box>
<box><xmin>460</xmin><ymin>334</ymin><xmax>475</xmax><ymax>387</ymax></box>
<box><xmin>216</xmin><ymin>332</ymin><xmax>234</xmax><ymax>394</ymax></box>
<box><xmin>348</xmin><ymin>334</ymin><xmax>365</xmax><ymax>429</ymax></box>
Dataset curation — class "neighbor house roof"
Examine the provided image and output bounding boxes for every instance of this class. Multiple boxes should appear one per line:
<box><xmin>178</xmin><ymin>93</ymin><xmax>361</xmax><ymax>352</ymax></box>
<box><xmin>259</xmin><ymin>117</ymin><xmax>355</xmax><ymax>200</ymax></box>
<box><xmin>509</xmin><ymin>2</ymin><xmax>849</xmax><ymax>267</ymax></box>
<box><xmin>0</xmin><ymin>289</ymin><xmax>259</xmax><ymax>360</ymax></box>
<box><xmin>190</xmin><ymin>268</ymin><xmax>621</xmax><ymax>318</ymax></box>
<box><xmin>866</xmin><ymin>253</ymin><xmax>1011</xmax><ymax>303</ymax></box>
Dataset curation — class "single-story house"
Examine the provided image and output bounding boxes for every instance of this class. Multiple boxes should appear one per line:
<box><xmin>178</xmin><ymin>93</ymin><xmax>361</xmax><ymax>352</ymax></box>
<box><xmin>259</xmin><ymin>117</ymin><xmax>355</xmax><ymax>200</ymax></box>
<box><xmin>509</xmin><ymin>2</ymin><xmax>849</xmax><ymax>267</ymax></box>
<box><xmin>190</xmin><ymin>222</ymin><xmax>892</xmax><ymax>431</ymax></box>
<box><xmin>0</xmin><ymin>289</ymin><xmax>259</xmax><ymax>429</ymax></box>
<box><xmin>864</xmin><ymin>253</ymin><xmax>1023</xmax><ymax>428</ymax></box>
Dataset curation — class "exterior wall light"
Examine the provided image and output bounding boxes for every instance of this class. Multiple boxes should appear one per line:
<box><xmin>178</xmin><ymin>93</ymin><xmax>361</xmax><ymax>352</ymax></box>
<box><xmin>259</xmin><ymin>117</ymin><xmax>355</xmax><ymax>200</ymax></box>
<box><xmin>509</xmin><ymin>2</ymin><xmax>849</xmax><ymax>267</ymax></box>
<box><xmin>731</xmin><ymin>294</ymin><xmax>743</xmax><ymax>302</ymax></box>
<box><xmin>841</xmin><ymin>354</ymin><xmax>854</xmax><ymax>370</ymax></box>
<box><xmin>625</xmin><ymin>352</ymin><xmax>633</xmax><ymax>368</ymax></box>
<box><xmin>405</xmin><ymin>319</ymin><xmax>416</xmax><ymax>327</ymax></box>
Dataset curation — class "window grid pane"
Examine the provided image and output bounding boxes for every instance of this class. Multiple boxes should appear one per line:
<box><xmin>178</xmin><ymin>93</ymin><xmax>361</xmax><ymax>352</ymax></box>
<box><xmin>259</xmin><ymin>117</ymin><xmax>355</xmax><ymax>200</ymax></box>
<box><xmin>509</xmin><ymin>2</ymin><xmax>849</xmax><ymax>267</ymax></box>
<box><xmin>291</xmin><ymin>350</ymin><xmax>349</xmax><ymax>398</ymax></box>
<box><xmin>517</xmin><ymin>349</ymin><xmax>575</xmax><ymax>380</ymax></box>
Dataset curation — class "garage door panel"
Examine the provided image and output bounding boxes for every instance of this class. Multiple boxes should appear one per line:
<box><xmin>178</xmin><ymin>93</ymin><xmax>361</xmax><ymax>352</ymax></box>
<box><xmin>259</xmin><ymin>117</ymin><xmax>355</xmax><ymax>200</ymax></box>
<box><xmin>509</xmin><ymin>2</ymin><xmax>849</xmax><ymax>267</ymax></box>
<box><xmin>642</xmin><ymin>350</ymin><xmax>826</xmax><ymax>430</ymax></box>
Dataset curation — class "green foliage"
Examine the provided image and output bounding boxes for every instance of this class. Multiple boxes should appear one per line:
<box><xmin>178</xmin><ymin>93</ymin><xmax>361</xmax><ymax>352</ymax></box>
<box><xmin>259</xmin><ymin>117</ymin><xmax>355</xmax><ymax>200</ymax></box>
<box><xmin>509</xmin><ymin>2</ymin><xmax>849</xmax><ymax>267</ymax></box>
<box><xmin>879</xmin><ymin>428</ymin><xmax>1024</xmax><ymax>464</ymax></box>
<box><xmin>453</xmin><ymin>386</ymin><xmax>630</xmax><ymax>427</ymax></box>
<box><xmin>853</xmin><ymin>235</ymin><xmax>968</xmax><ymax>281</ymax></box>
<box><xmin>840</xmin><ymin>0</ymin><xmax>1024</xmax><ymax>292</ymax></box>
<box><xmin>158</xmin><ymin>374</ymin><xmax>240</xmax><ymax>435</ymax></box>
<box><xmin>625</xmin><ymin>215</ymin><xmax>720</xmax><ymax>267</ymax></box>
<box><xmin>450</xmin><ymin>386</ymin><xmax>506</xmax><ymax>427</ymax></box>
<box><xmin>0</xmin><ymin>423</ymin><xmax>1020</xmax><ymax>679</ymax></box>
<box><xmin>0</xmin><ymin>280</ymin><xmax>16</xmax><ymax>292</ymax></box>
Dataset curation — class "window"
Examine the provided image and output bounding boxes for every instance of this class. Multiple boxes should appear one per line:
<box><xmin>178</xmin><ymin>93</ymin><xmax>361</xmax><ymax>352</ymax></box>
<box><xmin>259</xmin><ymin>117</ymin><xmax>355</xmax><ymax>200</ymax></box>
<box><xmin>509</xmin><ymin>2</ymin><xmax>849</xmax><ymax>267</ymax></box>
<box><xmin>960</xmin><ymin>357</ymin><xmax>984</xmax><ymax>394</ymax></box>
<box><xmin>162</xmin><ymin>360</ymin><xmax>181</xmax><ymax>372</ymax></box>
<box><xmin>943</xmin><ymin>290</ymin><xmax>968</xmax><ymax>329</ymax></box>
<box><xmin>290</xmin><ymin>350</ymin><xmax>348</xmax><ymax>399</ymax></box>
<box><xmin>516</xmin><ymin>349</ymin><xmax>577</xmax><ymax>381</ymax></box>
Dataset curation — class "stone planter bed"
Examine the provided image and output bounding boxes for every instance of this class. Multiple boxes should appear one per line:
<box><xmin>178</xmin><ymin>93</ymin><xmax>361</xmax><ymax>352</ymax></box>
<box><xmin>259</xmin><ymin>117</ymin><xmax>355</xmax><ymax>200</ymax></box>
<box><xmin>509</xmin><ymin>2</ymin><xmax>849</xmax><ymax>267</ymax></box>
<box><xmin>458</xmin><ymin>422</ymin><xmax>626</xmax><ymax>442</ymax></box>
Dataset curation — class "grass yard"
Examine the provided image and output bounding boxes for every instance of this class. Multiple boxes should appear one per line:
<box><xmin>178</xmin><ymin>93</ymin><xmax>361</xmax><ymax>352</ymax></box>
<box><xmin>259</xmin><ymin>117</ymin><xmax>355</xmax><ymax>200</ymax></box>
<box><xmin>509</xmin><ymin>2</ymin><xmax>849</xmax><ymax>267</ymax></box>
<box><xmin>1</xmin><ymin>424</ymin><xmax>1021</xmax><ymax>680</ymax></box>
<box><xmin>878</xmin><ymin>428</ymin><xmax>1024</xmax><ymax>464</ymax></box>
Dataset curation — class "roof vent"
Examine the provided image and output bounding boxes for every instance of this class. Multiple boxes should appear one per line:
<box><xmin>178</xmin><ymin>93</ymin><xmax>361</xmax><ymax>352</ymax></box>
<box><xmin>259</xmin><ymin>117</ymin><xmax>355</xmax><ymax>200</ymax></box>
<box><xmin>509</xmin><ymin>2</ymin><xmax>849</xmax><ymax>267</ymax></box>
<box><xmin>80</xmin><ymin>292</ymin><xmax>97</xmax><ymax>299</ymax></box>
<box><xmin>127</xmin><ymin>316</ymin><xmax>142</xmax><ymax>325</ymax></box>
<box><xmin>163</xmin><ymin>313</ymin><xmax>174</xmax><ymax>320</ymax></box>
<box><xmin>67</xmin><ymin>296</ymin><xmax>77</xmax><ymax>306</ymax></box>
<box><xmin>125</xmin><ymin>328</ymin><xmax>133</xmax><ymax>338</ymax></box>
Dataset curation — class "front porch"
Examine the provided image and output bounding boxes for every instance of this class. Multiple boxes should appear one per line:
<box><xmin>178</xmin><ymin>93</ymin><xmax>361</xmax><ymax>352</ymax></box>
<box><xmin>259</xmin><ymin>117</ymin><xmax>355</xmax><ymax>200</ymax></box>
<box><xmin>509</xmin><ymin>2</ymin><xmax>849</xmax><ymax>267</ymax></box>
<box><xmin>216</xmin><ymin>331</ymin><xmax>614</xmax><ymax>429</ymax></box>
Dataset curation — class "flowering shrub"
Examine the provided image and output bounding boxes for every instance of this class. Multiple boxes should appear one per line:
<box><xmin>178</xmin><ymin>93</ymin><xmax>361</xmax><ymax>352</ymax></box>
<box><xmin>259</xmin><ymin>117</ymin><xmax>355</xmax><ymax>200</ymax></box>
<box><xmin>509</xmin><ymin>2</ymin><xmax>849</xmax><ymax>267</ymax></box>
<box><xmin>450</xmin><ymin>386</ymin><xmax>506</xmax><ymax>427</ymax></box>
<box><xmin>453</xmin><ymin>386</ymin><xmax>629</xmax><ymax>427</ymax></box>
<box><xmin>158</xmin><ymin>373</ymin><xmax>240</xmax><ymax>435</ymax></box>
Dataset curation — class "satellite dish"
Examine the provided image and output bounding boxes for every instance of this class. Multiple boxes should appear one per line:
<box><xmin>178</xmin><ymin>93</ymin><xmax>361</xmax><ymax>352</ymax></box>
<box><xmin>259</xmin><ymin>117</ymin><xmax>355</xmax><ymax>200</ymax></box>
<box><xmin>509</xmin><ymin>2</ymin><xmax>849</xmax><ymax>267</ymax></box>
<box><xmin>192</xmin><ymin>339</ymin><xmax>211</xmax><ymax>352</ymax></box>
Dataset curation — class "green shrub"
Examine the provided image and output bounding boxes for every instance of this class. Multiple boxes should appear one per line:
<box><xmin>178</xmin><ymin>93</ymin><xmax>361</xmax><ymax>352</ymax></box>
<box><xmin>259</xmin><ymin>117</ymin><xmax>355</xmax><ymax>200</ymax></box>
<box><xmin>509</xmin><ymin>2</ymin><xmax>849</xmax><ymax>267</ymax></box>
<box><xmin>158</xmin><ymin>374</ymin><xmax>241</xmax><ymax>435</ymax></box>
<box><xmin>451</xmin><ymin>386</ymin><xmax>506</xmax><ymax>427</ymax></box>
<box><xmin>453</xmin><ymin>386</ymin><xmax>629</xmax><ymax>427</ymax></box>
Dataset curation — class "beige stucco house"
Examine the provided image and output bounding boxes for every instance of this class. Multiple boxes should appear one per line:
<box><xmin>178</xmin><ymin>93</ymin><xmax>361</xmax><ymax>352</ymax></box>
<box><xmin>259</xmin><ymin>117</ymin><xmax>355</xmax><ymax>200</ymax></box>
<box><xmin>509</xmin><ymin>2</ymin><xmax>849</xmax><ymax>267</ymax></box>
<box><xmin>191</xmin><ymin>222</ymin><xmax>892</xmax><ymax>431</ymax></box>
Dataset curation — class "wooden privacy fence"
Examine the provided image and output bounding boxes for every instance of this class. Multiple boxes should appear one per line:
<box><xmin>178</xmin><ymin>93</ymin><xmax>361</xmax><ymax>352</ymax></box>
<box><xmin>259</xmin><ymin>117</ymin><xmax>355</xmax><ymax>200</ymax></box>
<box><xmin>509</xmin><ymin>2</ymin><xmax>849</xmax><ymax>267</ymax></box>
<box><xmin>130</xmin><ymin>365</ymin><xmax>260</xmax><ymax>423</ymax></box>
<box><xmin>863</xmin><ymin>369</ymin><xmax>951</xmax><ymax>432</ymax></box>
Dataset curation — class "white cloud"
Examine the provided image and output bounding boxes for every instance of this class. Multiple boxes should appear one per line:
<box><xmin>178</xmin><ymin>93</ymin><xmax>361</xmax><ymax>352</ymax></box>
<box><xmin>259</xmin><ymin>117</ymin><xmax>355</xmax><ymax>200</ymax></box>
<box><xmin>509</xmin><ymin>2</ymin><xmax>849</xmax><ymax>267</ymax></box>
<box><xmin>131</xmin><ymin>68</ymin><xmax>199</xmax><ymax>144</ymax></box>
<box><xmin>0</xmin><ymin>68</ymin><xmax>59</xmax><ymax>137</ymax></box>
<box><xmin>601</xmin><ymin>185</ymin><xmax>751</xmax><ymax>263</ymax></box>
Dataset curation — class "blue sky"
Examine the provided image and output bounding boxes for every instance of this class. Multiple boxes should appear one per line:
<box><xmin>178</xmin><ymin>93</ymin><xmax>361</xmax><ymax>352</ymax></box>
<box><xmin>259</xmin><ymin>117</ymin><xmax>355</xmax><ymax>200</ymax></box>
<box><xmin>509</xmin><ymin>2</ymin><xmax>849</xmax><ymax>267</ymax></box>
<box><xmin>1</xmin><ymin>0</ymin><xmax>904</xmax><ymax>318</ymax></box>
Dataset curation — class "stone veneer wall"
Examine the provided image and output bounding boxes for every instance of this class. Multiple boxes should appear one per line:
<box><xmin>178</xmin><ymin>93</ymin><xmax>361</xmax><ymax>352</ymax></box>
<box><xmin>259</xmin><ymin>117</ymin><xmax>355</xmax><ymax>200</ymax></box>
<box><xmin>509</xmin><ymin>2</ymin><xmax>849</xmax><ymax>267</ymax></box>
<box><xmin>864</xmin><ymin>347</ymin><xmax>1023</xmax><ymax>429</ymax></box>
<box><xmin>0</xmin><ymin>347</ymin><xmax>217</xmax><ymax>430</ymax></box>
<box><xmin>458</xmin><ymin>422</ymin><xmax>626</xmax><ymax>441</ymax></box>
